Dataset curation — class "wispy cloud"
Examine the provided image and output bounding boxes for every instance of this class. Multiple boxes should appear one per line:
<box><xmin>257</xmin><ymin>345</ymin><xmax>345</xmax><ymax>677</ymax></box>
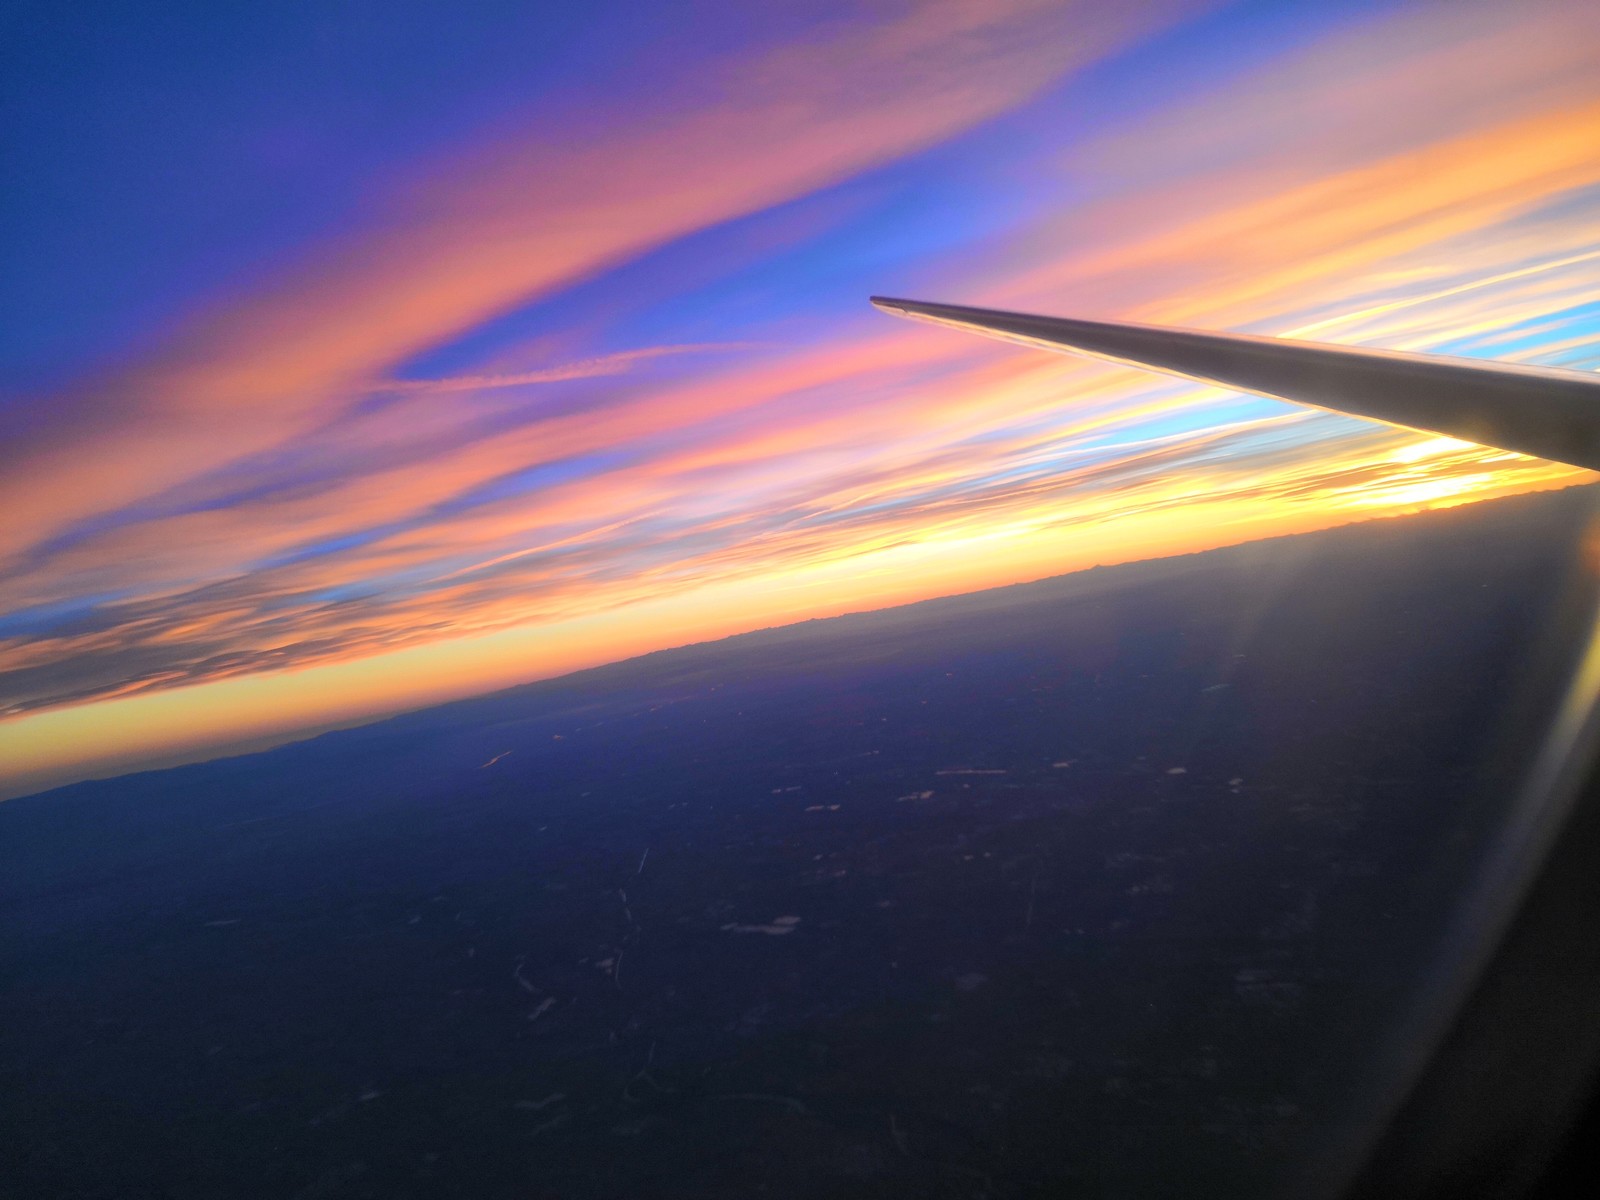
<box><xmin>376</xmin><ymin>343</ymin><xmax>752</xmax><ymax>394</ymax></box>
<box><xmin>0</xmin><ymin>0</ymin><xmax>1191</xmax><ymax>565</ymax></box>
<box><xmin>4</xmin><ymin>0</ymin><xmax>1600</xmax><ymax>794</ymax></box>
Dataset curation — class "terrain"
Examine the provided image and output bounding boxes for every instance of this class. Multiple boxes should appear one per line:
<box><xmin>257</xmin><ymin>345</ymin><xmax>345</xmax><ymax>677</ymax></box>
<box><xmin>4</xmin><ymin>485</ymin><xmax>1596</xmax><ymax>1199</ymax></box>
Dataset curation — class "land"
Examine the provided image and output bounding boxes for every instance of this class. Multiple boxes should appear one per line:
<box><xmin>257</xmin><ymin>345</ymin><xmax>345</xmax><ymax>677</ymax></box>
<box><xmin>2</xmin><ymin>484</ymin><xmax>1595</xmax><ymax>1199</ymax></box>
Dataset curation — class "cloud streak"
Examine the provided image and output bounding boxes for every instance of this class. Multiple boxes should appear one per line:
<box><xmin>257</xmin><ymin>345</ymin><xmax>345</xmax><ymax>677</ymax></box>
<box><xmin>4</xmin><ymin>0</ymin><xmax>1600</xmax><ymax>794</ymax></box>
<box><xmin>0</xmin><ymin>0</ymin><xmax>1192</xmax><ymax>564</ymax></box>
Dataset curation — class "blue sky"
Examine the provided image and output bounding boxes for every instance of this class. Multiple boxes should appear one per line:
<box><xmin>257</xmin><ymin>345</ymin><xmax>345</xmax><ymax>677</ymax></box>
<box><xmin>3</xmin><ymin>0</ymin><xmax>1599</xmax><ymax>796</ymax></box>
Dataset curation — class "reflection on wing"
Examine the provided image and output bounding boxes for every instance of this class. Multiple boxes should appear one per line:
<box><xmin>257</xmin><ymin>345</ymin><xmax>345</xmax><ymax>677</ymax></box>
<box><xmin>871</xmin><ymin>296</ymin><xmax>1600</xmax><ymax>473</ymax></box>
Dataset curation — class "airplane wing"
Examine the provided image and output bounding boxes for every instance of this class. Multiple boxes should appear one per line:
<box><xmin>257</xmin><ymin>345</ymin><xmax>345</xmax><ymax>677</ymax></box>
<box><xmin>871</xmin><ymin>296</ymin><xmax>1600</xmax><ymax>473</ymax></box>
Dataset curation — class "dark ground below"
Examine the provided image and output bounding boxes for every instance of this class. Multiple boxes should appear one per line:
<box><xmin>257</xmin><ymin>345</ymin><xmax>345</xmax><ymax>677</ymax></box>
<box><xmin>4</xmin><ymin>484</ymin><xmax>1597</xmax><ymax>1199</ymax></box>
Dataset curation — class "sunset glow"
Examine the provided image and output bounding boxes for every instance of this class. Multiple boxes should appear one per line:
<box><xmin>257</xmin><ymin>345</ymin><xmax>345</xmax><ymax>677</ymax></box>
<box><xmin>4</xmin><ymin>0</ymin><xmax>1600</xmax><ymax>797</ymax></box>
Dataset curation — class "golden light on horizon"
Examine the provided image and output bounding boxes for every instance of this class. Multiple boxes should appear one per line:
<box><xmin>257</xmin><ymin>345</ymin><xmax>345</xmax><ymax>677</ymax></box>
<box><xmin>5</xmin><ymin>0</ymin><xmax>1600</xmax><ymax>797</ymax></box>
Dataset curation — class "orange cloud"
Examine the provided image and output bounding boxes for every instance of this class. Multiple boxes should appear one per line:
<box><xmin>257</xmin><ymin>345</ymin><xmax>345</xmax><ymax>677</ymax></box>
<box><xmin>0</xmin><ymin>0</ymin><xmax>1195</xmax><ymax>567</ymax></box>
<box><xmin>7</xmin><ymin>0</ymin><xmax>1600</xmax><ymax>797</ymax></box>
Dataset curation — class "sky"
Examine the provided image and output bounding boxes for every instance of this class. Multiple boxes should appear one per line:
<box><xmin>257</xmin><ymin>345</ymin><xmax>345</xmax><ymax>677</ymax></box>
<box><xmin>4</xmin><ymin>0</ymin><xmax>1600</xmax><ymax>798</ymax></box>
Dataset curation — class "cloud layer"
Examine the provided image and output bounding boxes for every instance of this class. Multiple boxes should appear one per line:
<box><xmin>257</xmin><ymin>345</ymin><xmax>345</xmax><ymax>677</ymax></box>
<box><xmin>4</xmin><ymin>0</ymin><xmax>1599</xmax><ymax>793</ymax></box>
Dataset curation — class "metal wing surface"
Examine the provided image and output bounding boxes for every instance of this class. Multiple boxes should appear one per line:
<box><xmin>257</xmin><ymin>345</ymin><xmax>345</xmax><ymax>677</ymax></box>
<box><xmin>871</xmin><ymin>296</ymin><xmax>1600</xmax><ymax>472</ymax></box>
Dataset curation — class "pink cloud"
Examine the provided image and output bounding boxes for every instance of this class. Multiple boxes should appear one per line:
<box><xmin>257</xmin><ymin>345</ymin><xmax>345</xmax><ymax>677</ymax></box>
<box><xmin>8</xmin><ymin>0</ymin><xmax>1600</xmax><ymax>790</ymax></box>
<box><xmin>0</xmin><ymin>0</ymin><xmax>1195</xmax><ymax>567</ymax></box>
